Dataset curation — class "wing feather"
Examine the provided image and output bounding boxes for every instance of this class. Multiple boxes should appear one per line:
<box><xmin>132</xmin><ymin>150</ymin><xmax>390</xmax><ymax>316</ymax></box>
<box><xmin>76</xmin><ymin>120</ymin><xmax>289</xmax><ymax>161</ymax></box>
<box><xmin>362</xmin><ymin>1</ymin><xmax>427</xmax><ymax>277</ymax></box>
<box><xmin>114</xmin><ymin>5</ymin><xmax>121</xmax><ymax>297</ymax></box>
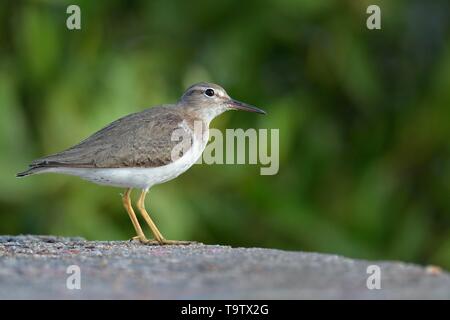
<box><xmin>29</xmin><ymin>106</ymin><xmax>192</xmax><ymax>169</ymax></box>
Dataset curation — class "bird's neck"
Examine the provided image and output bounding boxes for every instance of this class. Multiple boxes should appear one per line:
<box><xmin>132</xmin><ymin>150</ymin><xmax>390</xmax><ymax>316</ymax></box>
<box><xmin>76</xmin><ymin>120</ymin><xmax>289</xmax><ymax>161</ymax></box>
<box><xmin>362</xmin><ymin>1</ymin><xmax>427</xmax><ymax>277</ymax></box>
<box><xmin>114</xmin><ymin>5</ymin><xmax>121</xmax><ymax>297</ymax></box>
<box><xmin>180</xmin><ymin>104</ymin><xmax>227</xmax><ymax>126</ymax></box>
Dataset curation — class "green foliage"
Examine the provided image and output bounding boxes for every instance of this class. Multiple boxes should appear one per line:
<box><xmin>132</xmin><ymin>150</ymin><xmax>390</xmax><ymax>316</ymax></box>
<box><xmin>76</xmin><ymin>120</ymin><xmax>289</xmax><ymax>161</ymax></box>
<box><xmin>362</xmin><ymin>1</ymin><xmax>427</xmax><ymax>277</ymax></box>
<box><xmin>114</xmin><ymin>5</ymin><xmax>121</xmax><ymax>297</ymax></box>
<box><xmin>0</xmin><ymin>0</ymin><xmax>449</xmax><ymax>269</ymax></box>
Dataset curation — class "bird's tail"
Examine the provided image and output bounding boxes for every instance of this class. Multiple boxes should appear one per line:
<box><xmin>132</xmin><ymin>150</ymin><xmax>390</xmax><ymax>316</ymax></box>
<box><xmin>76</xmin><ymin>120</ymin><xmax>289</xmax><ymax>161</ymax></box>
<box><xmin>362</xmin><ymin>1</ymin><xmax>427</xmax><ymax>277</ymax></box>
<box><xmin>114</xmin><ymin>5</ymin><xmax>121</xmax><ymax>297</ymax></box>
<box><xmin>16</xmin><ymin>166</ymin><xmax>46</xmax><ymax>178</ymax></box>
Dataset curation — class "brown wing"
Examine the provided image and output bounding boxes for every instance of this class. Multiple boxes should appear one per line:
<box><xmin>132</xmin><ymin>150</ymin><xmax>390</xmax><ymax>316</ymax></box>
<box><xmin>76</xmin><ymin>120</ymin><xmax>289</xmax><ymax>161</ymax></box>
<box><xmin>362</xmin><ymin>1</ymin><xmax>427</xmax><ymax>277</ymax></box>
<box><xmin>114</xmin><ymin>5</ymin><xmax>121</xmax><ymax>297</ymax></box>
<box><xmin>29</xmin><ymin>106</ymin><xmax>193</xmax><ymax>169</ymax></box>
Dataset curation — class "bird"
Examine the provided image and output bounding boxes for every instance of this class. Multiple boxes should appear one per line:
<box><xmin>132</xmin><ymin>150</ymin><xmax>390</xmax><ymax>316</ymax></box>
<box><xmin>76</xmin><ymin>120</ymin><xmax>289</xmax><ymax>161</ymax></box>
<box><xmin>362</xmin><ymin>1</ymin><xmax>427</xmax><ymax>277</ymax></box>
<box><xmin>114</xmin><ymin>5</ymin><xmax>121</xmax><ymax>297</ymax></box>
<box><xmin>17</xmin><ymin>82</ymin><xmax>266</xmax><ymax>245</ymax></box>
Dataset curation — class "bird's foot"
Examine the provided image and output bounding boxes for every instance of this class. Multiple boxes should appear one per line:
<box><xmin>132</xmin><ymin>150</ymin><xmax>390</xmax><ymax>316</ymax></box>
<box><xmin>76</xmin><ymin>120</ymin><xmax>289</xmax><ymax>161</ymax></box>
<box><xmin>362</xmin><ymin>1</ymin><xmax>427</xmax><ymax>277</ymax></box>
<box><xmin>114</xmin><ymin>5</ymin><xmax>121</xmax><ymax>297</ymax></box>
<box><xmin>157</xmin><ymin>239</ymin><xmax>198</xmax><ymax>245</ymax></box>
<box><xmin>129</xmin><ymin>236</ymin><xmax>197</xmax><ymax>245</ymax></box>
<box><xmin>129</xmin><ymin>236</ymin><xmax>159</xmax><ymax>245</ymax></box>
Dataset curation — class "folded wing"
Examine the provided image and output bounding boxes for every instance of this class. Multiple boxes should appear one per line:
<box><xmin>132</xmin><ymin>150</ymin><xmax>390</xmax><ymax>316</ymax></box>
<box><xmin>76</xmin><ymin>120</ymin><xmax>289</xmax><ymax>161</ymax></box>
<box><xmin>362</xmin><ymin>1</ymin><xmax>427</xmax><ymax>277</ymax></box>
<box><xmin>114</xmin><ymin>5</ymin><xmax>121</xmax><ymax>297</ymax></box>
<box><xmin>28</xmin><ymin>106</ymin><xmax>191</xmax><ymax>170</ymax></box>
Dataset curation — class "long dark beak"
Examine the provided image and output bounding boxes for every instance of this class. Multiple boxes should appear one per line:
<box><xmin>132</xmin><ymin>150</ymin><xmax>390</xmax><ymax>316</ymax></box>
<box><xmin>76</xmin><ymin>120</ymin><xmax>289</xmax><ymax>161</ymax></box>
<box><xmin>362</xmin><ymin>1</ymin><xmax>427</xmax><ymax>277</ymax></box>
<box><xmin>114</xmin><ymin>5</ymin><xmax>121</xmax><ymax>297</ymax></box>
<box><xmin>228</xmin><ymin>99</ymin><xmax>266</xmax><ymax>115</ymax></box>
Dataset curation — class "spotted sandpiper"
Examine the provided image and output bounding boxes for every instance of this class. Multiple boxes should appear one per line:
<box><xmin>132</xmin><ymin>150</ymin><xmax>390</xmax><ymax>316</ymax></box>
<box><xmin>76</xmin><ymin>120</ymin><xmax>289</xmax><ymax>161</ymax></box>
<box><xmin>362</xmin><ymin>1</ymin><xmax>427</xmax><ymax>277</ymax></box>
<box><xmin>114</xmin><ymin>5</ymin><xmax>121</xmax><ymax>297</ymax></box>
<box><xmin>17</xmin><ymin>83</ymin><xmax>266</xmax><ymax>245</ymax></box>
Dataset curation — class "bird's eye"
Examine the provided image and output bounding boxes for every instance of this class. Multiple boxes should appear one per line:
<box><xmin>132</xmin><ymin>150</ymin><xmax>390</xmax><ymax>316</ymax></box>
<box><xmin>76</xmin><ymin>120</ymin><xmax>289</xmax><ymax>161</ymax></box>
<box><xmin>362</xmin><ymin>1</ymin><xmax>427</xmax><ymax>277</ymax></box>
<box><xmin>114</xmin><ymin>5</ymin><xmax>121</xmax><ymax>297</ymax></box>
<box><xmin>204</xmin><ymin>88</ymin><xmax>215</xmax><ymax>97</ymax></box>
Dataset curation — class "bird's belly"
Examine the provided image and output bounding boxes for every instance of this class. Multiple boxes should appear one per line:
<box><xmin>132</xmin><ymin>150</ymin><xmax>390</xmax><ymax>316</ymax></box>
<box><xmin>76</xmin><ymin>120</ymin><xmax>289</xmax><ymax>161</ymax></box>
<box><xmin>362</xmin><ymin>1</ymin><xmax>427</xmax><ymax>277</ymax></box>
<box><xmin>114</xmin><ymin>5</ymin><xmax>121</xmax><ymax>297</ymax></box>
<box><xmin>45</xmin><ymin>135</ymin><xmax>207</xmax><ymax>190</ymax></box>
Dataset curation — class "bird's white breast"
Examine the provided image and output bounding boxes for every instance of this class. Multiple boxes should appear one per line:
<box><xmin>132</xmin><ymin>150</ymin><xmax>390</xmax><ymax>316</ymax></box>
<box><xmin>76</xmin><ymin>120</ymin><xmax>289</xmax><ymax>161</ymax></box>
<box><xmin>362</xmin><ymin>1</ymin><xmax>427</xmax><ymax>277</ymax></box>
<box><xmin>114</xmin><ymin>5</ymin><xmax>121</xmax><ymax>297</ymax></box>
<box><xmin>43</xmin><ymin>123</ymin><xmax>209</xmax><ymax>190</ymax></box>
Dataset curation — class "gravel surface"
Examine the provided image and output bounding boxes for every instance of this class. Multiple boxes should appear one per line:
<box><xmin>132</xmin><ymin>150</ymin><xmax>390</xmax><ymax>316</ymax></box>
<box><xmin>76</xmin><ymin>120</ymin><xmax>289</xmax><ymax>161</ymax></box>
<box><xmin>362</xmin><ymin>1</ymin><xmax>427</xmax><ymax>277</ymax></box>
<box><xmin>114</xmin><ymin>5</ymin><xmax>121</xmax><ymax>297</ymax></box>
<box><xmin>0</xmin><ymin>235</ymin><xmax>449</xmax><ymax>299</ymax></box>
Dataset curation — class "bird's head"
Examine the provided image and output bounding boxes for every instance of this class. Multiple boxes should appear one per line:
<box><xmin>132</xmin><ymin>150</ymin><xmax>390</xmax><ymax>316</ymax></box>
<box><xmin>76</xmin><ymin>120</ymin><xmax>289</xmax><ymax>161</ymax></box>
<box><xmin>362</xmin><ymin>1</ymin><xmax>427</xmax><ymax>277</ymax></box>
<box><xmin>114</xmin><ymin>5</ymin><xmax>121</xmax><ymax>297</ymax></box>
<box><xmin>179</xmin><ymin>82</ymin><xmax>266</xmax><ymax>122</ymax></box>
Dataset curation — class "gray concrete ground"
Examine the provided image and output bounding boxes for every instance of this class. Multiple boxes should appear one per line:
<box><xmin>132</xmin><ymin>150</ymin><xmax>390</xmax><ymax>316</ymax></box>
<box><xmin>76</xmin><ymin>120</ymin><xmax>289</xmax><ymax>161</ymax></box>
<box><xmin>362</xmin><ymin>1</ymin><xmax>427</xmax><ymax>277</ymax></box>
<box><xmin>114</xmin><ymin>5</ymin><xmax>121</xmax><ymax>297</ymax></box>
<box><xmin>0</xmin><ymin>235</ymin><xmax>449</xmax><ymax>299</ymax></box>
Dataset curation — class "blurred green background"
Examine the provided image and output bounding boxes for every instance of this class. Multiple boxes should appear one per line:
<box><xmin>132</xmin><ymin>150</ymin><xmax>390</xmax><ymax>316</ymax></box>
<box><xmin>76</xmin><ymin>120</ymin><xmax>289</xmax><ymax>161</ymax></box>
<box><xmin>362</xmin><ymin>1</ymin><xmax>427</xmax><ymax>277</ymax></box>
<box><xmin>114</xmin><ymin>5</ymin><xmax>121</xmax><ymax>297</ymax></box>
<box><xmin>0</xmin><ymin>0</ymin><xmax>449</xmax><ymax>269</ymax></box>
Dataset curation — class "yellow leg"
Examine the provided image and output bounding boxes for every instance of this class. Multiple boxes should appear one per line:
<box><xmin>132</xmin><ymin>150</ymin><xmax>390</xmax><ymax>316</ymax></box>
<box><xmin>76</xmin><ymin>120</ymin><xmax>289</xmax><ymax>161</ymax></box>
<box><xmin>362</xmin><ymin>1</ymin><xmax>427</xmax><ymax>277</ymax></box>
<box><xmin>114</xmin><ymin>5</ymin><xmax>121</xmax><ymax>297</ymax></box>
<box><xmin>136</xmin><ymin>189</ymin><xmax>196</xmax><ymax>245</ymax></box>
<box><xmin>122</xmin><ymin>188</ymin><xmax>150</xmax><ymax>244</ymax></box>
